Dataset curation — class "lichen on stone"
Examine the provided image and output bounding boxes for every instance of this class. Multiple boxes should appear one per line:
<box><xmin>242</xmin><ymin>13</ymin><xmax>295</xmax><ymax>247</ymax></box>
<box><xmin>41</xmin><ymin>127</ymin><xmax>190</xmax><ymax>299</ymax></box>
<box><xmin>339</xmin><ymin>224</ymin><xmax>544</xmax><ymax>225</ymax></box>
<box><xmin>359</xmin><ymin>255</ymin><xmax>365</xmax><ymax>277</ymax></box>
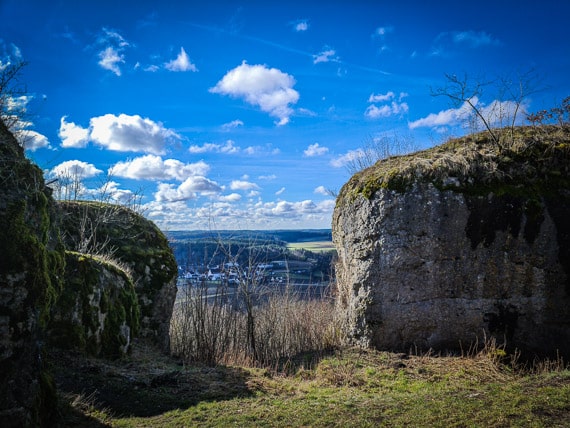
<box><xmin>0</xmin><ymin>119</ymin><xmax>63</xmax><ymax>426</ymax></box>
<box><xmin>48</xmin><ymin>251</ymin><xmax>140</xmax><ymax>358</ymax></box>
<box><xmin>333</xmin><ymin>125</ymin><xmax>570</xmax><ymax>357</ymax></box>
<box><xmin>58</xmin><ymin>200</ymin><xmax>177</xmax><ymax>352</ymax></box>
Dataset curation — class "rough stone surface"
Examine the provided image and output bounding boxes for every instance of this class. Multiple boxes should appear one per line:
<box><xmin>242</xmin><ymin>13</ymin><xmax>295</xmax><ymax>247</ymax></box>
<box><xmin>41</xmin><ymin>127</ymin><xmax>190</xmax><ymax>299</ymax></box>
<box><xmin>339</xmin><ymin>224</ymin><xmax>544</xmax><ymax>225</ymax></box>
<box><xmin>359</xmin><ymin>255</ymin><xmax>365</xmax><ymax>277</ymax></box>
<box><xmin>0</xmin><ymin>120</ymin><xmax>62</xmax><ymax>427</ymax></box>
<box><xmin>333</xmin><ymin>130</ymin><xmax>570</xmax><ymax>357</ymax></box>
<box><xmin>58</xmin><ymin>202</ymin><xmax>178</xmax><ymax>352</ymax></box>
<box><xmin>48</xmin><ymin>252</ymin><xmax>140</xmax><ymax>358</ymax></box>
<box><xmin>0</xmin><ymin>117</ymin><xmax>176</xmax><ymax>425</ymax></box>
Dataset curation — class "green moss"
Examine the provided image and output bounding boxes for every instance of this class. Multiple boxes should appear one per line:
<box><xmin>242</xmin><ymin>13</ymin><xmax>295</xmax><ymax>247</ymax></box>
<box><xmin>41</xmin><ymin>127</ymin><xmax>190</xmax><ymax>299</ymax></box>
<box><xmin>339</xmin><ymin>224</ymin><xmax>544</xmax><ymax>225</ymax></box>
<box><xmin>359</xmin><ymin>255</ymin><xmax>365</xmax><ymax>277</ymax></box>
<box><xmin>100</xmin><ymin>289</ymin><xmax>110</xmax><ymax>313</ymax></box>
<box><xmin>100</xmin><ymin>277</ymin><xmax>140</xmax><ymax>358</ymax></box>
<box><xmin>101</xmin><ymin>306</ymin><xmax>125</xmax><ymax>358</ymax></box>
<box><xmin>51</xmin><ymin>252</ymin><xmax>140</xmax><ymax>357</ymax></box>
<box><xmin>1</xmin><ymin>120</ymin><xmax>65</xmax><ymax>426</ymax></box>
<box><xmin>55</xmin><ymin>199</ymin><xmax>176</xmax><ymax>350</ymax></box>
<box><xmin>381</xmin><ymin>169</ymin><xmax>411</xmax><ymax>194</ymax></box>
<box><xmin>0</xmin><ymin>193</ymin><xmax>64</xmax><ymax>329</ymax></box>
<box><xmin>337</xmin><ymin>126</ymin><xmax>570</xmax><ymax>205</ymax></box>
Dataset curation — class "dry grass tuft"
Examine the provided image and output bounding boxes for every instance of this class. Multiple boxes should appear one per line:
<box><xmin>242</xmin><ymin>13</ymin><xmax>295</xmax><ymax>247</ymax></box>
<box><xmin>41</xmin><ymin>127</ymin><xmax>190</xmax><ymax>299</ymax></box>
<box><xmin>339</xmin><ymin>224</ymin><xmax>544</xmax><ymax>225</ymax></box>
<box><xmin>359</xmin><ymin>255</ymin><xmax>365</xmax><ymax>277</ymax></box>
<box><xmin>170</xmin><ymin>283</ymin><xmax>344</xmax><ymax>370</ymax></box>
<box><xmin>339</xmin><ymin>125</ymin><xmax>570</xmax><ymax>202</ymax></box>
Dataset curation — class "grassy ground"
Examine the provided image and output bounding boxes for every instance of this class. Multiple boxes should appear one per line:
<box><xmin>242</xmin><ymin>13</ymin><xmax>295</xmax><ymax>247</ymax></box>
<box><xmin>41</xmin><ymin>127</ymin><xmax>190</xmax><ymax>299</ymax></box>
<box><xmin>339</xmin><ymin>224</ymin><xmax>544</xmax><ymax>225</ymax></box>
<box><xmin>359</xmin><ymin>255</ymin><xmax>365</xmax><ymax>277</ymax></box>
<box><xmin>287</xmin><ymin>241</ymin><xmax>335</xmax><ymax>252</ymax></box>
<box><xmin>52</xmin><ymin>342</ymin><xmax>570</xmax><ymax>427</ymax></box>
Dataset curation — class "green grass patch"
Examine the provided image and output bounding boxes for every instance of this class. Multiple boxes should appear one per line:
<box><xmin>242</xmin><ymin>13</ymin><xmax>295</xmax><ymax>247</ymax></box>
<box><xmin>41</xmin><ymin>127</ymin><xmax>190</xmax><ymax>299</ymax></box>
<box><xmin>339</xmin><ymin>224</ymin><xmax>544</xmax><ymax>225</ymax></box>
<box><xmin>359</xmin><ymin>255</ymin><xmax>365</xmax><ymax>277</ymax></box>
<box><xmin>54</xmin><ymin>345</ymin><xmax>570</xmax><ymax>427</ymax></box>
<box><xmin>287</xmin><ymin>241</ymin><xmax>335</xmax><ymax>252</ymax></box>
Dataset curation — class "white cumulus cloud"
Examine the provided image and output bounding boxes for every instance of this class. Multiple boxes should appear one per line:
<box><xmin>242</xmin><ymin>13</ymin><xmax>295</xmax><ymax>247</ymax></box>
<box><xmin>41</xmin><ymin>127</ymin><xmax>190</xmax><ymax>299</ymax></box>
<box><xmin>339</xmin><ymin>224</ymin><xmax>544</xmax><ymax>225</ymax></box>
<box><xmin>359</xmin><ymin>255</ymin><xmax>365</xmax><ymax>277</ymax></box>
<box><xmin>50</xmin><ymin>160</ymin><xmax>102</xmax><ymax>178</ymax></box>
<box><xmin>365</xmin><ymin>101</ymin><xmax>409</xmax><ymax>119</ymax></box>
<box><xmin>89</xmin><ymin>113</ymin><xmax>181</xmax><ymax>154</ymax></box>
<box><xmin>230</xmin><ymin>180</ymin><xmax>260</xmax><ymax>191</ymax></box>
<box><xmin>330</xmin><ymin>148</ymin><xmax>365</xmax><ymax>168</ymax></box>
<box><xmin>210</xmin><ymin>61</ymin><xmax>300</xmax><ymax>126</ymax></box>
<box><xmin>189</xmin><ymin>140</ymin><xmax>240</xmax><ymax>154</ymax></box>
<box><xmin>165</xmin><ymin>47</ymin><xmax>198</xmax><ymax>72</ymax></box>
<box><xmin>303</xmin><ymin>143</ymin><xmax>329</xmax><ymax>157</ymax></box>
<box><xmin>218</xmin><ymin>193</ymin><xmax>242</xmax><ymax>202</ymax></box>
<box><xmin>368</xmin><ymin>91</ymin><xmax>395</xmax><ymax>103</ymax></box>
<box><xmin>266</xmin><ymin>199</ymin><xmax>331</xmax><ymax>218</ymax></box>
<box><xmin>2</xmin><ymin>94</ymin><xmax>51</xmax><ymax>151</ymax></box>
<box><xmin>154</xmin><ymin>176</ymin><xmax>222</xmax><ymax>202</ymax></box>
<box><xmin>314</xmin><ymin>185</ymin><xmax>329</xmax><ymax>196</ymax></box>
<box><xmin>59</xmin><ymin>116</ymin><xmax>90</xmax><ymax>148</ymax></box>
<box><xmin>111</xmin><ymin>155</ymin><xmax>209</xmax><ymax>181</ymax></box>
<box><xmin>5</xmin><ymin>95</ymin><xmax>31</xmax><ymax>112</ymax></box>
<box><xmin>144</xmin><ymin>197</ymin><xmax>335</xmax><ymax>230</ymax></box>
<box><xmin>21</xmin><ymin>130</ymin><xmax>51</xmax><ymax>151</ymax></box>
<box><xmin>97</xmin><ymin>181</ymin><xmax>134</xmax><ymax>204</ymax></box>
<box><xmin>408</xmin><ymin>100</ymin><xmax>474</xmax><ymax>129</ymax></box>
<box><xmin>365</xmin><ymin>91</ymin><xmax>409</xmax><ymax>119</ymax></box>
<box><xmin>409</xmin><ymin>97</ymin><xmax>528</xmax><ymax>130</ymax></box>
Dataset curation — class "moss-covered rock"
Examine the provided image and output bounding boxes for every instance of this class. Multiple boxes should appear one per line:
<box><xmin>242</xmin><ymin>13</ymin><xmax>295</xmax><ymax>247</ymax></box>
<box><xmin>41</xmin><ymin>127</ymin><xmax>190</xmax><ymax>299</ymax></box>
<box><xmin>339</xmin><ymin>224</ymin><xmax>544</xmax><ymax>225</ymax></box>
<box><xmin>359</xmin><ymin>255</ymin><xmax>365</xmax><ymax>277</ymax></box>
<box><xmin>58</xmin><ymin>201</ymin><xmax>177</xmax><ymax>352</ymax></box>
<box><xmin>48</xmin><ymin>252</ymin><xmax>140</xmax><ymax>358</ymax></box>
<box><xmin>338</xmin><ymin>126</ymin><xmax>570</xmax><ymax>202</ymax></box>
<box><xmin>0</xmin><ymin>119</ymin><xmax>64</xmax><ymax>426</ymax></box>
<box><xmin>334</xmin><ymin>126</ymin><xmax>570</xmax><ymax>357</ymax></box>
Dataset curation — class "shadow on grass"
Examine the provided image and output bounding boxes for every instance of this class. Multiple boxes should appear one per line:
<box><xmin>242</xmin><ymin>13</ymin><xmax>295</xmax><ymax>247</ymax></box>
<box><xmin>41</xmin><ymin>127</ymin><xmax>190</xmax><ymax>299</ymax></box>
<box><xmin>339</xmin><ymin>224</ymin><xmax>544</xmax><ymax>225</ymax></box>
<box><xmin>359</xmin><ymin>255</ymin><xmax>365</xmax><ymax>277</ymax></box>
<box><xmin>51</xmin><ymin>349</ymin><xmax>253</xmax><ymax>420</ymax></box>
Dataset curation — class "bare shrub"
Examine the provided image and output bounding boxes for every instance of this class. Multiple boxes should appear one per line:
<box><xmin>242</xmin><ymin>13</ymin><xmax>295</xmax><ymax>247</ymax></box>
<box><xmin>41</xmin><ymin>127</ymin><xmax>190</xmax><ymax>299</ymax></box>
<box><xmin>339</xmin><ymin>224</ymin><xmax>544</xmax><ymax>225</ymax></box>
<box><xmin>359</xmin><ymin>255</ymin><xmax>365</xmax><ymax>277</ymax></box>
<box><xmin>170</xmin><ymin>281</ymin><xmax>242</xmax><ymax>366</ymax></box>
<box><xmin>433</xmin><ymin>70</ymin><xmax>543</xmax><ymax>150</ymax></box>
<box><xmin>527</xmin><ymin>95</ymin><xmax>570</xmax><ymax>129</ymax></box>
<box><xmin>0</xmin><ymin>60</ymin><xmax>28</xmax><ymax>136</ymax></box>
<box><xmin>345</xmin><ymin>133</ymin><xmax>417</xmax><ymax>175</ymax></box>
<box><xmin>170</xmin><ymin>281</ymin><xmax>343</xmax><ymax>369</ymax></box>
<box><xmin>253</xmin><ymin>287</ymin><xmax>343</xmax><ymax>367</ymax></box>
<box><xmin>53</xmin><ymin>167</ymin><xmax>147</xmax><ymax>268</ymax></box>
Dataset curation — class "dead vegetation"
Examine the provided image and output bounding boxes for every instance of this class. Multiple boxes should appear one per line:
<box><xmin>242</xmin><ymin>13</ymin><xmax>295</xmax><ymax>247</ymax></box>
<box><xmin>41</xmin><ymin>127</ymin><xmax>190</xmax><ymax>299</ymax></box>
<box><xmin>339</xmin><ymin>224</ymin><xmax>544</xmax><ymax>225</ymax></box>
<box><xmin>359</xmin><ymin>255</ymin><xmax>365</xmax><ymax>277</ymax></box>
<box><xmin>338</xmin><ymin>125</ymin><xmax>570</xmax><ymax>202</ymax></box>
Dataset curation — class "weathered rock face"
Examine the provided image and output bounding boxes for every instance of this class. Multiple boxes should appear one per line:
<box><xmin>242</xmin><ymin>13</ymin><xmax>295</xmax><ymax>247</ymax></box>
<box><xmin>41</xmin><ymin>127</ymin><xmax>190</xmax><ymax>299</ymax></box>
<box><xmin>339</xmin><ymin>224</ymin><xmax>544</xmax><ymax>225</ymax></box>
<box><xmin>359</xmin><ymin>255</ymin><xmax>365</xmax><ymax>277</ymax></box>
<box><xmin>48</xmin><ymin>252</ymin><xmax>139</xmax><ymax>358</ymax></box>
<box><xmin>58</xmin><ymin>202</ymin><xmax>177</xmax><ymax>352</ymax></box>
<box><xmin>333</xmin><ymin>128</ymin><xmax>570</xmax><ymax>357</ymax></box>
<box><xmin>0</xmin><ymin>120</ymin><xmax>63</xmax><ymax>426</ymax></box>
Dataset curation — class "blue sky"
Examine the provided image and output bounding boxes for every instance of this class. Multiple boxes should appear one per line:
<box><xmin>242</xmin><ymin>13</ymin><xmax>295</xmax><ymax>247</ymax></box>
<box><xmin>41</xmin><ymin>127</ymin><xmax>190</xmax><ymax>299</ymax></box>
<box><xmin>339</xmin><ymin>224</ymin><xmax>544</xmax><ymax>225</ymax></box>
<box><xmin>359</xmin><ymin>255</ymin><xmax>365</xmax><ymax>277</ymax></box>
<box><xmin>1</xmin><ymin>0</ymin><xmax>569</xmax><ymax>230</ymax></box>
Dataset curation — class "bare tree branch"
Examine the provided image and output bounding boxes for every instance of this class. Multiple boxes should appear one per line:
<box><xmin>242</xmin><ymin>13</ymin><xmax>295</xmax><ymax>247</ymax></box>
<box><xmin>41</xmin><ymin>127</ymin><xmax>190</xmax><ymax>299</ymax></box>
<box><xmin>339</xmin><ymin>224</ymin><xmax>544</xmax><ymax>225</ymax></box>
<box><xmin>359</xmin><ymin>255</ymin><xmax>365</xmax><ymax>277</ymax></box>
<box><xmin>0</xmin><ymin>60</ymin><xmax>29</xmax><ymax>138</ymax></box>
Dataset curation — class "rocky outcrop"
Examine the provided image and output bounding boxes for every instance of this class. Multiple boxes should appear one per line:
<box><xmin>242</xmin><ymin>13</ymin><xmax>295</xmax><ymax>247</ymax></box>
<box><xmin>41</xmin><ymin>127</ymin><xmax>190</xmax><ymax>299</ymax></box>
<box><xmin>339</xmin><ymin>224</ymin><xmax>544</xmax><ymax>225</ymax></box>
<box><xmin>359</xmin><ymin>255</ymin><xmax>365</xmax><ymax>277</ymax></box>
<box><xmin>58</xmin><ymin>202</ymin><xmax>178</xmax><ymax>352</ymax></box>
<box><xmin>0</xmin><ymin>117</ymin><xmax>177</xmax><ymax>425</ymax></box>
<box><xmin>333</xmin><ymin>128</ymin><xmax>570</xmax><ymax>357</ymax></box>
<box><xmin>0</xmin><ymin>120</ymin><xmax>63</xmax><ymax>426</ymax></box>
<box><xmin>48</xmin><ymin>252</ymin><xmax>139</xmax><ymax>358</ymax></box>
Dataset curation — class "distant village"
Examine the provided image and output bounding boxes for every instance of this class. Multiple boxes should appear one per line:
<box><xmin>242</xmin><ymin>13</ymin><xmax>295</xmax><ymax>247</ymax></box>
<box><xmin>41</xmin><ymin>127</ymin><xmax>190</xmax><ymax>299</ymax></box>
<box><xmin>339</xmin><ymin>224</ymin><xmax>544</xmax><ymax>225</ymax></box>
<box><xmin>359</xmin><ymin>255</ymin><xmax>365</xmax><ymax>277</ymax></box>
<box><xmin>178</xmin><ymin>258</ymin><xmax>322</xmax><ymax>286</ymax></box>
<box><xmin>169</xmin><ymin>230</ymin><xmax>335</xmax><ymax>288</ymax></box>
